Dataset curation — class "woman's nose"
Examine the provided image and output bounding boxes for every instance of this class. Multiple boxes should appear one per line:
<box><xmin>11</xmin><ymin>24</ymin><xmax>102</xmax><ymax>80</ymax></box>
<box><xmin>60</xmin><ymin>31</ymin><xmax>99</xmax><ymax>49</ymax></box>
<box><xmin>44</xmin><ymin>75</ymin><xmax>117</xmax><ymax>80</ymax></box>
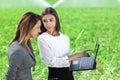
<box><xmin>46</xmin><ymin>21</ymin><xmax>51</xmax><ymax>25</ymax></box>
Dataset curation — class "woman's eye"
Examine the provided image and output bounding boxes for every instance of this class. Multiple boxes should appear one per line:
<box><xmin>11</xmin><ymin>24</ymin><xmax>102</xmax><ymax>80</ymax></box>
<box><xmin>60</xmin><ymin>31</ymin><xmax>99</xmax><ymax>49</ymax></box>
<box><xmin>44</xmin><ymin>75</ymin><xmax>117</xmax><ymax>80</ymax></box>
<box><xmin>43</xmin><ymin>20</ymin><xmax>47</xmax><ymax>23</ymax></box>
<box><xmin>50</xmin><ymin>19</ymin><xmax>53</xmax><ymax>22</ymax></box>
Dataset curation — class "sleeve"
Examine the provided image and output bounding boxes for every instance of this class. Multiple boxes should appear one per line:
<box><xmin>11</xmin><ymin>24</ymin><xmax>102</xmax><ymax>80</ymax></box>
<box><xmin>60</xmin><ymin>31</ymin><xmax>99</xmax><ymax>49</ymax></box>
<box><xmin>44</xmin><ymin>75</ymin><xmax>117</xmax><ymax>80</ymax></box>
<box><xmin>37</xmin><ymin>36</ymin><xmax>70</xmax><ymax>67</ymax></box>
<box><xmin>6</xmin><ymin>49</ymin><xmax>25</xmax><ymax>80</ymax></box>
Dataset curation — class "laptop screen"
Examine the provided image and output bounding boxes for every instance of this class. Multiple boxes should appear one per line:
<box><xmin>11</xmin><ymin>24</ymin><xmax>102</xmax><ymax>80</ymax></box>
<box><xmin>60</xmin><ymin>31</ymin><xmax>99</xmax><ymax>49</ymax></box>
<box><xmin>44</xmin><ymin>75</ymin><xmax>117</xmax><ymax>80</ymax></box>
<box><xmin>94</xmin><ymin>36</ymin><xmax>100</xmax><ymax>59</ymax></box>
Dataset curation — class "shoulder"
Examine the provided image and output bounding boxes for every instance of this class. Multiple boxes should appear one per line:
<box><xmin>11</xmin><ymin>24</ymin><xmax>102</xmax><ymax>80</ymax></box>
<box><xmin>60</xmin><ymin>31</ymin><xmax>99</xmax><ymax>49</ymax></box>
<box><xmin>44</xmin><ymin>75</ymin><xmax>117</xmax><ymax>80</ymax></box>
<box><xmin>38</xmin><ymin>32</ymin><xmax>48</xmax><ymax>39</ymax></box>
<box><xmin>9</xmin><ymin>41</ymin><xmax>24</xmax><ymax>51</ymax></box>
<box><xmin>60</xmin><ymin>32</ymin><xmax>70</xmax><ymax>40</ymax></box>
<box><xmin>8</xmin><ymin>41</ymin><xmax>25</xmax><ymax>57</ymax></box>
<box><xmin>37</xmin><ymin>32</ymin><xmax>49</xmax><ymax>45</ymax></box>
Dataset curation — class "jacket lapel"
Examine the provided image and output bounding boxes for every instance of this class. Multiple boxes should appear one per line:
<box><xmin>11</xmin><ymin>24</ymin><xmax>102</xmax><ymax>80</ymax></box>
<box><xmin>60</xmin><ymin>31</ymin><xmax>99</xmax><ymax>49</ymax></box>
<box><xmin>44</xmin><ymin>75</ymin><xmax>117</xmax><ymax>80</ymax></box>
<box><xmin>27</xmin><ymin>45</ymin><xmax>36</xmax><ymax>62</ymax></box>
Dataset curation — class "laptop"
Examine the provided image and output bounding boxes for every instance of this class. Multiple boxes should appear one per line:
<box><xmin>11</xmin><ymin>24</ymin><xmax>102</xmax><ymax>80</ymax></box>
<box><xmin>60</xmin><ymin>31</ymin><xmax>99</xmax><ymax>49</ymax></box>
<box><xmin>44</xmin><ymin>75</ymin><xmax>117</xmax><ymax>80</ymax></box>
<box><xmin>69</xmin><ymin>36</ymin><xmax>100</xmax><ymax>71</ymax></box>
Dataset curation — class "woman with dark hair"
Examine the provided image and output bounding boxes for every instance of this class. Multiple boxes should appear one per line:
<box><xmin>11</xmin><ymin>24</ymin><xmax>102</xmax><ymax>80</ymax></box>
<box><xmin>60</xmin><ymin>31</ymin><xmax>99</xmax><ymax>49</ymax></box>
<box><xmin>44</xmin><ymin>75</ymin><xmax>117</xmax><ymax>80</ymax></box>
<box><xmin>38</xmin><ymin>7</ymin><xmax>89</xmax><ymax>80</ymax></box>
<box><xmin>6</xmin><ymin>12</ymin><xmax>42</xmax><ymax>80</ymax></box>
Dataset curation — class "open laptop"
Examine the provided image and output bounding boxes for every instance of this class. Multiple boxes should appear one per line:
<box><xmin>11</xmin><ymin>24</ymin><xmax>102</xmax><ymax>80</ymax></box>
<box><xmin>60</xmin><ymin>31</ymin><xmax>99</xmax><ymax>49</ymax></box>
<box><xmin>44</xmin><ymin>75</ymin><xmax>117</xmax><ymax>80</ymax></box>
<box><xmin>69</xmin><ymin>36</ymin><xmax>100</xmax><ymax>71</ymax></box>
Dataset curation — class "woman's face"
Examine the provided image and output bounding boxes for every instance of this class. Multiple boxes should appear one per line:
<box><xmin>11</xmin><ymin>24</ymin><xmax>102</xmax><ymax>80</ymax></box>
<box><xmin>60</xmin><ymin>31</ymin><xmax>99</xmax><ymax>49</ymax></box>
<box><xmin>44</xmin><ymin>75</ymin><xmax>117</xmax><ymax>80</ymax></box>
<box><xmin>42</xmin><ymin>14</ymin><xmax>56</xmax><ymax>34</ymax></box>
<box><xmin>29</xmin><ymin>20</ymin><xmax>41</xmax><ymax>38</ymax></box>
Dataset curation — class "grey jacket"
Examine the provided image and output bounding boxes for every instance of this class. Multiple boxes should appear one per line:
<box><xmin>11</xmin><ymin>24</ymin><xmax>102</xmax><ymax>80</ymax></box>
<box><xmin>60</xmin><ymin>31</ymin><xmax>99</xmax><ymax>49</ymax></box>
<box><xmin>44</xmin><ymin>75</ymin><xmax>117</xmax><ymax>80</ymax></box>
<box><xmin>6</xmin><ymin>41</ymin><xmax>36</xmax><ymax>80</ymax></box>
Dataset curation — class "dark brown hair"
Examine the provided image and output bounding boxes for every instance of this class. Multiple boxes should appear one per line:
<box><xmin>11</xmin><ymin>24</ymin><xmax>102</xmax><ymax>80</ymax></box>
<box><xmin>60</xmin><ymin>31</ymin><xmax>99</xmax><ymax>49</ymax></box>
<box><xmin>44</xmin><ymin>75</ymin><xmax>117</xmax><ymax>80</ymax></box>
<box><xmin>41</xmin><ymin>7</ymin><xmax>60</xmax><ymax>33</ymax></box>
<box><xmin>9</xmin><ymin>12</ymin><xmax>42</xmax><ymax>50</ymax></box>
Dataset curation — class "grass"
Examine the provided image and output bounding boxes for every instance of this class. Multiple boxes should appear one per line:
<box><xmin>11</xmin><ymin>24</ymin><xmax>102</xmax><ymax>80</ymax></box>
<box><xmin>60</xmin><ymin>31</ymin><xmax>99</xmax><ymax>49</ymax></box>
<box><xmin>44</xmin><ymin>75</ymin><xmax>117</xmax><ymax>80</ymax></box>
<box><xmin>0</xmin><ymin>7</ymin><xmax>120</xmax><ymax>80</ymax></box>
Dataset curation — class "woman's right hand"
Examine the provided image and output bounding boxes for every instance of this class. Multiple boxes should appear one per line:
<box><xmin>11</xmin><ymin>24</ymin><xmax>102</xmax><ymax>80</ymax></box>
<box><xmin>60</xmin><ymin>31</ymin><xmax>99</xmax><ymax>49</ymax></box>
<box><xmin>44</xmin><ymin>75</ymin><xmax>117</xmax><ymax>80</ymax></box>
<box><xmin>68</xmin><ymin>50</ymin><xmax>90</xmax><ymax>61</ymax></box>
<box><xmin>80</xmin><ymin>50</ymin><xmax>90</xmax><ymax>57</ymax></box>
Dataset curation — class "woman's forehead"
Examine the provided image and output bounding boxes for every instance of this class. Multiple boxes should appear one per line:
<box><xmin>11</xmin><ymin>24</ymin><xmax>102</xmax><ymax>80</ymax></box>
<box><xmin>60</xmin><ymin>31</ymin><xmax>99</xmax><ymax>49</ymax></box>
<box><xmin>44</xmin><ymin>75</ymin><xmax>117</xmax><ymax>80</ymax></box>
<box><xmin>42</xmin><ymin>14</ymin><xmax>55</xmax><ymax>19</ymax></box>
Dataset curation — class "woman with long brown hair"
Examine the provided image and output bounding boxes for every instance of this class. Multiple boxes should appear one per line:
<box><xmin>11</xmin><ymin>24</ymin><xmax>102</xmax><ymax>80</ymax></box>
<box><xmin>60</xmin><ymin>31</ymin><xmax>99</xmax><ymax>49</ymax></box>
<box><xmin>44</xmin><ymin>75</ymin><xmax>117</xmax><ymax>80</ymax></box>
<box><xmin>6</xmin><ymin>12</ymin><xmax>42</xmax><ymax>80</ymax></box>
<box><xmin>38</xmin><ymin>7</ymin><xmax>89</xmax><ymax>80</ymax></box>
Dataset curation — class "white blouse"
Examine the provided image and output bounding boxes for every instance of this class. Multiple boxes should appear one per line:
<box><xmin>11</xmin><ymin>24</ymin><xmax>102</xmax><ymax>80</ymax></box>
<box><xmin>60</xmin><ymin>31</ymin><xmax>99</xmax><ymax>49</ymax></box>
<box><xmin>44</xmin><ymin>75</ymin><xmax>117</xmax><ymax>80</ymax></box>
<box><xmin>37</xmin><ymin>32</ymin><xmax>71</xmax><ymax>68</ymax></box>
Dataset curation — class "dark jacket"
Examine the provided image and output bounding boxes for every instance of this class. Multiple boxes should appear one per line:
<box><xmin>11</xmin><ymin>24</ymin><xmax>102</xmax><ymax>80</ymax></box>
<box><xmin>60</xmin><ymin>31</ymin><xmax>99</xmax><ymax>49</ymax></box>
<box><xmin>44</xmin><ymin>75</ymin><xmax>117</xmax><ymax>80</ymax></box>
<box><xmin>6</xmin><ymin>41</ymin><xmax>36</xmax><ymax>80</ymax></box>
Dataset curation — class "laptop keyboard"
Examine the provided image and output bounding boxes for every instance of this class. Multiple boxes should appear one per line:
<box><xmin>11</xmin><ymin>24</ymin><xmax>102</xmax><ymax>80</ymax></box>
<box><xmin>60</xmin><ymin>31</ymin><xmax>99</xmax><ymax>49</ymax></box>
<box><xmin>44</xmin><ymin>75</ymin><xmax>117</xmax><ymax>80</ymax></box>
<box><xmin>70</xmin><ymin>57</ymin><xmax>96</xmax><ymax>70</ymax></box>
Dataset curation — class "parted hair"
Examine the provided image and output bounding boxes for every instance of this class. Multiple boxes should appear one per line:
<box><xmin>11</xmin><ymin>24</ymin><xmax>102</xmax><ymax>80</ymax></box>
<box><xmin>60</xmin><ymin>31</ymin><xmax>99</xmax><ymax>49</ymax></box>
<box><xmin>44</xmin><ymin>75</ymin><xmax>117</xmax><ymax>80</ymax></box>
<box><xmin>9</xmin><ymin>12</ymin><xmax>42</xmax><ymax>50</ymax></box>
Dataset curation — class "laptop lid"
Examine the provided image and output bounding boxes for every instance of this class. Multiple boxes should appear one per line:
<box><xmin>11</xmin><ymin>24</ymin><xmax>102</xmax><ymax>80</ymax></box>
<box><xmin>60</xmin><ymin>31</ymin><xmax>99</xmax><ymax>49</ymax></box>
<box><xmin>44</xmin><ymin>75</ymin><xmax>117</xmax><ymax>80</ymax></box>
<box><xmin>69</xmin><ymin>36</ymin><xmax>100</xmax><ymax>71</ymax></box>
<box><xmin>94</xmin><ymin>36</ymin><xmax>100</xmax><ymax>59</ymax></box>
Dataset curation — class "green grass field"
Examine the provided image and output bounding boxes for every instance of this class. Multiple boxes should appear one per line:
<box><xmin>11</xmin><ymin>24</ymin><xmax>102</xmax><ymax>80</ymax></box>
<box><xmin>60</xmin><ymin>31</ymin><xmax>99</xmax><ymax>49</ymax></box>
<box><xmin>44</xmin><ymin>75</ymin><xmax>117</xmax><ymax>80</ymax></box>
<box><xmin>0</xmin><ymin>1</ymin><xmax>120</xmax><ymax>80</ymax></box>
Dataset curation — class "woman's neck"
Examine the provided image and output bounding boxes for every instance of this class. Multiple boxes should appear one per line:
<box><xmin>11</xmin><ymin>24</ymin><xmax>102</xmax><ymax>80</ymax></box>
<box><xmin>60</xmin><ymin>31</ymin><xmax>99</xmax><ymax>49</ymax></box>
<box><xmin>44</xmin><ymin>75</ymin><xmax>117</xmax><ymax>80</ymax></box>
<box><xmin>47</xmin><ymin>31</ymin><xmax>59</xmax><ymax>36</ymax></box>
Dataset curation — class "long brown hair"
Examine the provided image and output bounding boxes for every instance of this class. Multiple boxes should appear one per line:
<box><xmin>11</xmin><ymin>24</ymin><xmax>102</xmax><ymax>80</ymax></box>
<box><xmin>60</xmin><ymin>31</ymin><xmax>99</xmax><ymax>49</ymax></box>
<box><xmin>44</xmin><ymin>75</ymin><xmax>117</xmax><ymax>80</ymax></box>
<box><xmin>9</xmin><ymin>12</ymin><xmax>42</xmax><ymax>50</ymax></box>
<box><xmin>41</xmin><ymin>7</ymin><xmax>60</xmax><ymax>33</ymax></box>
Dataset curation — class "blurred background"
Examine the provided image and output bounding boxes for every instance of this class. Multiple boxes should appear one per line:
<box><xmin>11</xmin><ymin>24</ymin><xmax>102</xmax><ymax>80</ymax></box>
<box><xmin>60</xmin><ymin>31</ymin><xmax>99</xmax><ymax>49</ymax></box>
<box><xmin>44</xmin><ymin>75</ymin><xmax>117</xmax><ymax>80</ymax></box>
<box><xmin>0</xmin><ymin>0</ymin><xmax>120</xmax><ymax>8</ymax></box>
<box><xmin>0</xmin><ymin>0</ymin><xmax>120</xmax><ymax>80</ymax></box>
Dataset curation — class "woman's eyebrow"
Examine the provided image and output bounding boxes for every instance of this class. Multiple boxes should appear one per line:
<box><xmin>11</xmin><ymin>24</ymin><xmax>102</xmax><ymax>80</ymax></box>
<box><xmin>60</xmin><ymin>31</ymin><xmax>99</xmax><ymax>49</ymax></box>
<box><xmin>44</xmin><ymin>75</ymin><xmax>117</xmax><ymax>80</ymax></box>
<box><xmin>43</xmin><ymin>17</ymin><xmax>54</xmax><ymax>21</ymax></box>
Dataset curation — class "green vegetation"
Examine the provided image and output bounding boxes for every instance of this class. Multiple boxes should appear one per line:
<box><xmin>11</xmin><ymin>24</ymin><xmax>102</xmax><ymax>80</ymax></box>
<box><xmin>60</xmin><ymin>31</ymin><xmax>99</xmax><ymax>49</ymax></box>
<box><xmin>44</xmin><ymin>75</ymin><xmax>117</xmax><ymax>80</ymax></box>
<box><xmin>0</xmin><ymin>7</ymin><xmax>120</xmax><ymax>80</ymax></box>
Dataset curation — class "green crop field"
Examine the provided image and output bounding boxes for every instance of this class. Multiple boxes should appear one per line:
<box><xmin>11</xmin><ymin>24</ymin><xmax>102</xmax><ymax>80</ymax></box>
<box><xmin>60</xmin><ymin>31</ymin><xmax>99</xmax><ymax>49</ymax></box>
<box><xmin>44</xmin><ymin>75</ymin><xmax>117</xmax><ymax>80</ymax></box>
<box><xmin>0</xmin><ymin>0</ymin><xmax>120</xmax><ymax>80</ymax></box>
